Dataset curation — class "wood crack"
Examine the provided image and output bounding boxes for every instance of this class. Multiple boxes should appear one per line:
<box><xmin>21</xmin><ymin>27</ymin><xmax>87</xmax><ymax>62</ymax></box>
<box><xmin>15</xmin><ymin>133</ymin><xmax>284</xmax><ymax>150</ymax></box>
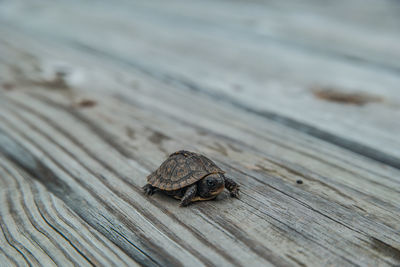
<box><xmin>4</xmin><ymin>100</ymin><xmax>220</xmax><ymax>267</ymax></box>
<box><xmin>0</xmin><ymin>210</ymin><xmax>34</xmax><ymax>267</ymax></box>
<box><xmin>0</xmin><ymin>122</ymin><xmax>175</xmax><ymax>266</ymax></box>
<box><xmin>10</xmin><ymin>96</ymin><xmax>249</xmax><ymax>267</ymax></box>
<box><xmin>33</xmin><ymin>192</ymin><xmax>96</xmax><ymax>266</ymax></box>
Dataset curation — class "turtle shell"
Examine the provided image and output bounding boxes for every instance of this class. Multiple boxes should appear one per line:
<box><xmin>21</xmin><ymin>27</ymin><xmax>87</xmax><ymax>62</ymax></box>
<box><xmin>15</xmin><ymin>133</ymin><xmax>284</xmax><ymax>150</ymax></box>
<box><xmin>147</xmin><ymin>150</ymin><xmax>225</xmax><ymax>190</ymax></box>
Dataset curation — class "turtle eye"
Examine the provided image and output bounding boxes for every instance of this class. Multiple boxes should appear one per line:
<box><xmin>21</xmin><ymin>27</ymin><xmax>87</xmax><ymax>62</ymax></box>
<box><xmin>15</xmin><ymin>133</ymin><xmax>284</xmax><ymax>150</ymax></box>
<box><xmin>207</xmin><ymin>179</ymin><xmax>215</xmax><ymax>187</ymax></box>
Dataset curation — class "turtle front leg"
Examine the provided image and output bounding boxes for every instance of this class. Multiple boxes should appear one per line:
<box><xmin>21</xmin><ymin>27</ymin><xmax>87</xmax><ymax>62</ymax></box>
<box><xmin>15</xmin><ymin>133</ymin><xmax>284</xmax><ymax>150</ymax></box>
<box><xmin>142</xmin><ymin>184</ymin><xmax>159</xmax><ymax>196</ymax></box>
<box><xmin>180</xmin><ymin>184</ymin><xmax>197</xmax><ymax>207</ymax></box>
<box><xmin>224</xmin><ymin>177</ymin><xmax>240</xmax><ymax>198</ymax></box>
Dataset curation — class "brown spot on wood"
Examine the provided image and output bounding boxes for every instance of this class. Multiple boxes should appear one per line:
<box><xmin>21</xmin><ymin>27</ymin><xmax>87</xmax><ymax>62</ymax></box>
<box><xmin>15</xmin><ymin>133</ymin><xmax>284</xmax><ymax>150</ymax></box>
<box><xmin>2</xmin><ymin>82</ymin><xmax>15</xmax><ymax>90</ymax></box>
<box><xmin>312</xmin><ymin>87</ymin><xmax>382</xmax><ymax>106</ymax></box>
<box><xmin>77</xmin><ymin>99</ymin><xmax>97</xmax><ymax>108</ymax></box>
<box><xmin>370</xmin><ymin>237</ymin><xmax>400</xmax><ymax>262</ymax></box>
<box><xmin>33</xmin><ymin>71</ymin><xmax>70</xmax><ymax>90</ymax></box>
<box><xmin>148</xmin><ymin>130</ymin><xmax>171</xmax><ymax>145</ymax></box>
<box><xmin>126</xmin><ymin>127</ymin><xmax>136</xmax><ymax>139</ymax></box>
<box><xmin>7</xmin><ymin>63</ymin><xmax>70</xmax><ymax>90</ymax></box>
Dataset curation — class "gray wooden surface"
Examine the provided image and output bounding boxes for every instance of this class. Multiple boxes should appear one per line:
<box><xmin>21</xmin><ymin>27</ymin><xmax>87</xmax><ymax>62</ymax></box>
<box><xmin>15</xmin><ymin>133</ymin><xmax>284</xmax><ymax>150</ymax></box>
<box><xmin>0</xmin><ymin>0</ymin><xmax>400</xmax><ymax>266</ymax></box>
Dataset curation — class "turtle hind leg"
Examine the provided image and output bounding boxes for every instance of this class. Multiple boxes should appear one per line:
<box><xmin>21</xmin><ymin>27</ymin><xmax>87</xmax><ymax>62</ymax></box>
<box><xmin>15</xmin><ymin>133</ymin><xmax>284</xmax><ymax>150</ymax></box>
<box><xmin>223</xmin><ymin>176</ymin><xmax>240</xmax><ymax>198</ymax></box>
<box><xmin>180</xmin><ymin>184</ymin><xmax>197</xmax><ymax>207</ymax></box>
<box><xmin>142</xmin><ymin>184</ymin><xmax>159</xmax><ymax>196</ymax></box>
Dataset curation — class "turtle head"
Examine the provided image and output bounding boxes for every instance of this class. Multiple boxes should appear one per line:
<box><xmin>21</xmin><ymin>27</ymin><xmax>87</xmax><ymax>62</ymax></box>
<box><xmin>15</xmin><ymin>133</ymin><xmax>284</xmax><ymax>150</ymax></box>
<box><xmin>198</xmin><ymin>173</ymin><xmax>225</xmax><ymax>198</ymax></box>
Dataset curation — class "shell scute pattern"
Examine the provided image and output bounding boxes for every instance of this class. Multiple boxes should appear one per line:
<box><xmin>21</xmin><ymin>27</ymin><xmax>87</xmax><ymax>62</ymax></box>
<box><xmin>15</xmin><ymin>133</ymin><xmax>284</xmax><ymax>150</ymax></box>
<box><xmin>147</xmin><ymin>150</ymin><xmax>224</xmax><ymax>190</ymax></box>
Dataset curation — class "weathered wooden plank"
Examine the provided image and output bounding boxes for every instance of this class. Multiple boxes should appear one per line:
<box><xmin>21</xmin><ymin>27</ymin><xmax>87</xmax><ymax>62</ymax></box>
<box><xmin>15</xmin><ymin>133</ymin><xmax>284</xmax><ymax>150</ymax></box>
<box><xmin>1</xmin><ymin>30</ymin><xmax>399</xmax><ymax>208</ymax></box>
<box><xmin>0</xmin><ymin>96</ymin><xmax>278</xmax><ymax>267</ymax></box>
<box><xmin>1</xmin><ymin>0</ymin><xmax>399</xmax><ymax>167</ymax></box>
<box><xmin>131</xmin><ymin>0</ymin><xmax>400</xmax><ymax>69</ymax></box>
<box><xmin>0</xmin><ymin>155</ymin><xmax>140</xmax><ymax>267</ymax></box>
<box><xmin>1</xmin><ymin>81</ymin><xmax>399</xmax><ymax>266</ymax></box>
<box><xmin>0</xmin><ymin>29</ymin><xmax>400</xmax><ymax>267</ymax></box>
<box><xmin>1</xmin><ymin>2</ymin><xmax>400</xmax><ymax>266</ymax></box>
<box><xmin>2</xmin><ymin>0</ymin><xmax>399</xmax><ymax>68</ymax></box>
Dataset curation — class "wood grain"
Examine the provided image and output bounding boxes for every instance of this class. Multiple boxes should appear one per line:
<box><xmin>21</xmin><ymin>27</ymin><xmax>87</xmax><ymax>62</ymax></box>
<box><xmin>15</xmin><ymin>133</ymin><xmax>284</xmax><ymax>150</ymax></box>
<box><xmin>0</xmin><ymin>155</ymin><xmax>139</xmax><ymax>267</ymax></box>
<box><xmin>0</xmin><ymin>1</ymin><xmax>400</xmax><ymax>266</ymax></box>
<box><xmin>1</xmin><ymin>0</ymin><xmax>399</xmax><ymax>165</ymax></box>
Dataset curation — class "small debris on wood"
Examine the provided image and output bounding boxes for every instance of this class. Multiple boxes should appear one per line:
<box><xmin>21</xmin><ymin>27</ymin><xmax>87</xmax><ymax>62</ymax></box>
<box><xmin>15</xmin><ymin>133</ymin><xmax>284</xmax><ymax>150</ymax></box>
<box><xmin>148</xmin><ymin>129</ymin><xmax>171</xmax><ymax>145</ymax></box>
<box><xmin>126</xmin><ymin>127</ymin><xmax>136</xmax><ymax>139</ymax></box>
<box><xmin>312</xmin><ymin>87</ymin><xmax>382</xmax><ymax>106</ymax></box>
<box><xmin>77</xmin><ymin>99</ymin><xmax>97</xmax><ymax>108</ymax></box>
<box><xmin>33</xmin><ymin>71</ymin><xmax>70</xmax><ymax>90</ymax></box>
<box><xmin>1</xmin><ymin>82</ymin><xmax>15</xmax><ymax>90</ymax></box>
<box><xmin>296</xmin><ymin>179</ymin><xmax>303</xmax><ymax>184</ymax></box>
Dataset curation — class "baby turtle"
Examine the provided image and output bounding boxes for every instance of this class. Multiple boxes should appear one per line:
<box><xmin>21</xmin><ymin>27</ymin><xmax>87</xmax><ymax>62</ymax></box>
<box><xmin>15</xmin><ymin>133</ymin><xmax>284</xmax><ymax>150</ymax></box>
<box><xmin>143</xmin><ymin>150</ymin><xmax>240</xmax><ymax>207</ymax></box>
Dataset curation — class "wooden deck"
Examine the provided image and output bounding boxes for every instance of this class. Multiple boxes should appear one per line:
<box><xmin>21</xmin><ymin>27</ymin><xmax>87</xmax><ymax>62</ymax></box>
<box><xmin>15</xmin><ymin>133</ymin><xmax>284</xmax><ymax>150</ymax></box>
<box><xmin>1</xmin><ymin>0</ymin><xmax>400</xmax><ymax>266</ymax></box>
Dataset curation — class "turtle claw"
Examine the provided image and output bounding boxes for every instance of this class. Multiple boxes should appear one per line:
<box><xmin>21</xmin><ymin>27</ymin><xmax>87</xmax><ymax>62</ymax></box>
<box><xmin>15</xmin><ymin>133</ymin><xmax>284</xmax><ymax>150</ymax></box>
<box><xmin>143</xmin><ymin>184</ymin><xmax>156</xmax><ymax>196</ymax></box>
<box><xmin>230</xmin><ymin>186</ymin><xmax>240</xmax><ymax>199</ymax></box>
<box><xmin>179</xmin><ymin>184</ymin><xmax>196</xmax><ymax>207</ymax></box>
<box><xmin>179</xmin><ymin>201</ymin><xmax>190</xmax><ymax>207</ymax></box>
<box><xmin>224</xmin><ymin>176</ymin><xmax>240</xmax><ymax>199</ymax></box>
